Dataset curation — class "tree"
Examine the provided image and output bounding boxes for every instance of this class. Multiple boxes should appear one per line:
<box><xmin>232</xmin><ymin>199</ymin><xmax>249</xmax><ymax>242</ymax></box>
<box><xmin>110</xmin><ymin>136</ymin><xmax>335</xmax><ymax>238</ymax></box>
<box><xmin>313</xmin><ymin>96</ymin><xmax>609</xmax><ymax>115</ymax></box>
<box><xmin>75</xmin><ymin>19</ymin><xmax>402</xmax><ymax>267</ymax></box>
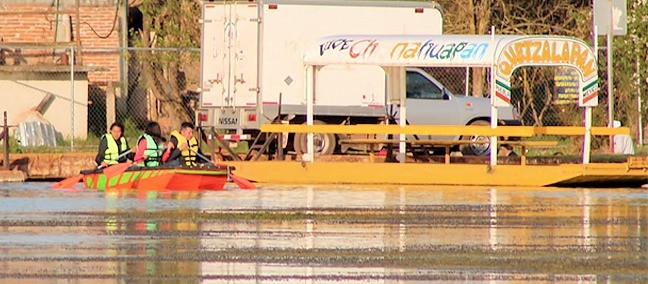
<box><xmin>127</xmin><ymin>0</ymin><xmax>648</xmax><ymax>141</ymax></box>
<box><xmin>436</xmin><ymin>0</ymin><xmax>493</xmax><ymax>98</ymax></box>
<box><xmin>436</xmin><ymin>0</ymin><xmax>589</xmax><ymax>104</ymax></box>
<box><xmin>130</xmin><ymin>0</ymin><xmax>201</xmax><ymax>130</ymax></box>
<box><xmin>491</xmin><ymin>0</ymin><xmax>592</xmax><ymax>127</ymax></box>
<box><xmin>609</xmin><ymin>1</ymin><xmax>648</xmax><ymax>138</ymax></box>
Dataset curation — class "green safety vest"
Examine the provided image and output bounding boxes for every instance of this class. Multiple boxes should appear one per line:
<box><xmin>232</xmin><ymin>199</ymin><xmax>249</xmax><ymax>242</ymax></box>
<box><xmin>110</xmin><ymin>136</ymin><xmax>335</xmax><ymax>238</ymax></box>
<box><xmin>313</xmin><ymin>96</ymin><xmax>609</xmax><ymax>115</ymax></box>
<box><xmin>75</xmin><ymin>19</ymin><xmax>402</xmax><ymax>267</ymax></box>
<box><xmin>102</xmin><ymin>133</ymin><xmax>128</xmax><ymax>165</ymax></box>
<box><xmin>137</xmin><ymin>134</ymin><xmax>163</xmax><ymax>167</ymax></box>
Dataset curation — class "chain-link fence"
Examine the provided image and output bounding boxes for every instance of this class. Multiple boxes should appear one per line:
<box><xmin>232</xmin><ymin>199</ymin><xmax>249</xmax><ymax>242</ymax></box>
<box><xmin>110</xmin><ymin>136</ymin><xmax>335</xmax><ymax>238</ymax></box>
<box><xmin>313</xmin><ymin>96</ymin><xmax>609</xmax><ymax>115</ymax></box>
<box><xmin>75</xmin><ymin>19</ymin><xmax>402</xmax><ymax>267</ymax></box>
<box><xmin>424</xmin><ymin>65</ymin><xmax>611</xmax><ymax>155</ymax></box>
<box><xmin>0</xmin><ymin>44</ymin><xmax>199</xmax><ymax>153</ymax></box>
<box><xmin>103</xmin><ymin>46</ymin><xmax>201</xmax><ymax>148</ymax></box>
<box><xmin>0</xmin><ymin>44</ymin><xmax>636</xmax><ymax>156</ymax></box>
<box><xmin>424</xmin><ymin>66</ymin><xmax>592</xmax><ymax>127</ymax></box>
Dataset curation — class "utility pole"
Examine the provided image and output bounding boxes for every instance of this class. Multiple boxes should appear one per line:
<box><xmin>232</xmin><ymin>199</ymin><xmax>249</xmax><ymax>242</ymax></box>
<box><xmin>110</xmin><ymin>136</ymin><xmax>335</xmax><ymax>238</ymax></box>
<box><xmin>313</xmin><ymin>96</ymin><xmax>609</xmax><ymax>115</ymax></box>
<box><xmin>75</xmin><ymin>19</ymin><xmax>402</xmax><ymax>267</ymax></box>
<box><xmin>75</xmin><ymin>0</ymin><xmax>82</xmax><ymax>64</ymax></box>
<box><xmin>606</xmin><ymin>0</ymin><xmax>614</xmax><ymax>127</ymax></box>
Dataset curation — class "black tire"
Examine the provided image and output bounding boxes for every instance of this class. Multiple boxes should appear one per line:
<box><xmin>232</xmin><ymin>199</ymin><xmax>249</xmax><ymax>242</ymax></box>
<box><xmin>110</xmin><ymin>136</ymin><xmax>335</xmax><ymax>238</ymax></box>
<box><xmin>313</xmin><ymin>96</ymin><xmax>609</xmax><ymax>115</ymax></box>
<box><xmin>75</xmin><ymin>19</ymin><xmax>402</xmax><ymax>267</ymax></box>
<box><xmin>293</xmin><ymin>120</ymin><xmax>337</xmax><ymax>155</ymax></box>
<box><xmin>461</xmin><ymin>120</ymin><xmax>491</xmax><ymax>156</ymax></box>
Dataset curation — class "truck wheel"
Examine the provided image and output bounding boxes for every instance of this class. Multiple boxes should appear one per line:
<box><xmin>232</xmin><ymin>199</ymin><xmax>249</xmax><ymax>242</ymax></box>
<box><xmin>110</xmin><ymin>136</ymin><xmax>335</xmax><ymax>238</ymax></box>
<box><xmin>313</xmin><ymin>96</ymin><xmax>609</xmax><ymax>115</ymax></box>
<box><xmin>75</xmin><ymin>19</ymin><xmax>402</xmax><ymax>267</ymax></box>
<box><xmin>461</xmin><ymin>120</ymin><xmax>491</xmax><ymax>156</ymax></box>
<box><xmin>294</xmin><ymin>120</ymin><xmax>337</xmax><ymax>155</ymax></box>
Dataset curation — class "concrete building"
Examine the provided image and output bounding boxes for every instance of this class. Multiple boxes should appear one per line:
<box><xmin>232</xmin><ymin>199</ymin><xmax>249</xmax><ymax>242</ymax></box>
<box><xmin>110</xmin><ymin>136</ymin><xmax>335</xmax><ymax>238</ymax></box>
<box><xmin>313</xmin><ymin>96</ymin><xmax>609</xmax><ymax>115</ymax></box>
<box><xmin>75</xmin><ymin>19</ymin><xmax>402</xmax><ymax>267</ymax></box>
<box><xmin>0</xmin><ymin>0</ymin><xmax>123</xmax><ymax>140</ymax></box>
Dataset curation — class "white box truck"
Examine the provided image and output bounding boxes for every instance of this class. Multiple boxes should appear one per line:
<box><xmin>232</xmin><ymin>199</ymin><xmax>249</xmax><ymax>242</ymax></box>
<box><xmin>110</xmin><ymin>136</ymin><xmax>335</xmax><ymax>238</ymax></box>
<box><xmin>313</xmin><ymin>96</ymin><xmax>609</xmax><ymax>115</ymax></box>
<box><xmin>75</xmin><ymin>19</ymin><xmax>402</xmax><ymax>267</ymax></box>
<box><xmin>199</xmin><ymin>0</ymin><xmax>519</xmax><ymax>156</ymax></box>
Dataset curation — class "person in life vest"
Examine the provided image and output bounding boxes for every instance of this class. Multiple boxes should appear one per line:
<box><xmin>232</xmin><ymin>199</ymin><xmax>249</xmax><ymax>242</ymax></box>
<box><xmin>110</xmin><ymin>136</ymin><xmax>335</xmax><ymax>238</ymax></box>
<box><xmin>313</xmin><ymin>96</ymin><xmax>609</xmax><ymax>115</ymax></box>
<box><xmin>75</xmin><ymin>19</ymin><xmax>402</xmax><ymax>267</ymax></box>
<box><xmin>163</xmin><ymin>122</ymin><xmax>206</xmax><ymax>167</ymax></box>
<box><xmin>95</xmin><ymin>121</ymin><xmax>133</xmax><ymax>167</ymax></box>
<box><xmin>133</xmin><ymin>121</ymin><xmax>169</xmax><ymax>167</ymax></box>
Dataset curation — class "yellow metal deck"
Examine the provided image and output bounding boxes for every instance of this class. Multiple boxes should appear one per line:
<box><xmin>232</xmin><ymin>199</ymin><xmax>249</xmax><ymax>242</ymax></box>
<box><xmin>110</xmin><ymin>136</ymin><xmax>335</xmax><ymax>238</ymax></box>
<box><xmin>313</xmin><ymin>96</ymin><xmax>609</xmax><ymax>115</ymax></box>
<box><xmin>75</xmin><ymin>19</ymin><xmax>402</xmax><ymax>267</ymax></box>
<box><xmin>227</xmin><ymin>161</ymin><xmax>648</xmax><ymax>187</ymax></box>
<box><xmin>224</xmin><ymin>124</ymin><xmax>645</xmax><ymax>187</ymax></box>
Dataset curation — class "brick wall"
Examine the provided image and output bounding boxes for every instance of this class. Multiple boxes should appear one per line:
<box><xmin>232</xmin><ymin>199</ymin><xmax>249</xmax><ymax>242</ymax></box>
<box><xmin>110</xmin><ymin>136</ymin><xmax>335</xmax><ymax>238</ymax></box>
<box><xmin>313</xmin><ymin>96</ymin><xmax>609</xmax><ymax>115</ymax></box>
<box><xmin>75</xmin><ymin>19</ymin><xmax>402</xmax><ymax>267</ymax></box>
<box><xmin>0</xmin><ymin>2</ymin><xmax>121</xmax><ymax>84</ymax></box>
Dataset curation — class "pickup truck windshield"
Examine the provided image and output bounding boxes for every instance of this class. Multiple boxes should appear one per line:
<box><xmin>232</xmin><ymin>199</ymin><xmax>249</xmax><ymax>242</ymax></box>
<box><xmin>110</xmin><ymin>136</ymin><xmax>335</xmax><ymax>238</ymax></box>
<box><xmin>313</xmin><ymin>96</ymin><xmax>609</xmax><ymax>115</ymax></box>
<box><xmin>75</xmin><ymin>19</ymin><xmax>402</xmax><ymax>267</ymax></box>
<box><xmin>406</xmin><ymin>71</ymin><xmax>444</xmax><ymax>100</ymax></box>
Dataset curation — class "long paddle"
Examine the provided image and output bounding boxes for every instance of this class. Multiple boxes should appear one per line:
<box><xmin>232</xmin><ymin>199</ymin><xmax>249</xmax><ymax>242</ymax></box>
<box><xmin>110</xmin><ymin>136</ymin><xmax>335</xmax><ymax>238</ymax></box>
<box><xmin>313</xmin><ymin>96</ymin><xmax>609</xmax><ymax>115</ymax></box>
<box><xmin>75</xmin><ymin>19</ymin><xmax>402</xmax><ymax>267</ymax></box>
<box><xmin>52</xmin><ymin>173</ymin><xmax>85</xmax><ymax>189</ymax></box>
<box><xmin>102</xmin><ymin>161</ymin><xmax>132</xmax><ymax>179</ymax></box>
<box><xmin>189</xmin><ymin>148</ymin><xmax>256</xmax><ymax>190</ymax></box>
<box><xmin>53</xmin><ymin>149</ymin><xmax>133</xmax><ymax>189</ymax></box>
<box><xmin>103</xmin><ymin>149</ymin><xmax>151</xmax><ymax>179</ymax></box>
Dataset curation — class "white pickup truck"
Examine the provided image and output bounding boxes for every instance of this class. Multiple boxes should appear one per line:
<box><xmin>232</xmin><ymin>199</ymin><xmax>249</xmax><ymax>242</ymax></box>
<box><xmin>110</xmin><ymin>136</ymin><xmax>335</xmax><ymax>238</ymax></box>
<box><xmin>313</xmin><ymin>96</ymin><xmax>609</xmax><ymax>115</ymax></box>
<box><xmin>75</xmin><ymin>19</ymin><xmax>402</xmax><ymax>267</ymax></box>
<box><xmin>291</xmin><ymin>67</ymin><xmax>521</xmax><ymax>157</ymax></box>
<box><xmin>400</xmin><ymin>67</ymin><xmax>520</xmax><ymax>156</ymax></box>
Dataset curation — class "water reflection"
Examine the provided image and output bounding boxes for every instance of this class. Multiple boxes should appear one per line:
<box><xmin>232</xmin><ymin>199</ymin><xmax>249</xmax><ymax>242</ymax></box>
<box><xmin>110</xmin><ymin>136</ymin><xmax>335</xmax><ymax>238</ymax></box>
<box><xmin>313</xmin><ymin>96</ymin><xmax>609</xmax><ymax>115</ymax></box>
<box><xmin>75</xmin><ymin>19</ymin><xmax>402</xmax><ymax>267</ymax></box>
<box><xmin>0</xmin><ymin>183</ymin><xmax>645</xmax><ymax>282</ymax></box>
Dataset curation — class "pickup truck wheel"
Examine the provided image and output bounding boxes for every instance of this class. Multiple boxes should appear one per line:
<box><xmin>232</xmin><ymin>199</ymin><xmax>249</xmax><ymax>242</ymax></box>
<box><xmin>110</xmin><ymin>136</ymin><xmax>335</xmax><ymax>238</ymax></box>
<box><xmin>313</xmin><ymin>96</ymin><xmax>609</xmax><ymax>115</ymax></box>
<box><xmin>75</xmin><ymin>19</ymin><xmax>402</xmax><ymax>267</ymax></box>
<box><xmin>293</xmin><ymin>120</ymin><xmax>337</xmax><ymax>155</ymax></box>
<box><xmin>461</xmin><ymin>120</ymin><xmax>491</xmax><ymax>156</ymax></box>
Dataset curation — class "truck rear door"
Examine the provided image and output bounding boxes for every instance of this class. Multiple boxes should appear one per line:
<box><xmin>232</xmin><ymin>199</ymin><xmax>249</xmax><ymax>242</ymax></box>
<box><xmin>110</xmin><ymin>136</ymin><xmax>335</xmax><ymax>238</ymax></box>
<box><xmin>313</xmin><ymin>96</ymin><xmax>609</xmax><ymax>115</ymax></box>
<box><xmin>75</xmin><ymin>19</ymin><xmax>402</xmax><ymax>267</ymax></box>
<box><xmin>201</xmin><ymin>3</ymin><xmax>258</xmax><ymax>108</ymax></box>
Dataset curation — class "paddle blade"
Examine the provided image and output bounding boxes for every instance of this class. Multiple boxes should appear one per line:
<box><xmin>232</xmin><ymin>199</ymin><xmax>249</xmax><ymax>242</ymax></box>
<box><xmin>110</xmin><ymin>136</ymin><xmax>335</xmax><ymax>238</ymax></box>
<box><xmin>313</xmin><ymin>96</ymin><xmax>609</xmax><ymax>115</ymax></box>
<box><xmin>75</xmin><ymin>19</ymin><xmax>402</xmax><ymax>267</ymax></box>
<box><xmin>231</xmin><ymin>174</ymin><xmax>256</xmax><ymax>190</ymax></box>
<box><xmin>52</xmin><ymin>174</ymin><xmax>84</xmax><ymax>189</ymax></box>
<box><xmin>102</xmin><ymin>163</ymin><xmax>131</xmax><ymax>179</ymax></box>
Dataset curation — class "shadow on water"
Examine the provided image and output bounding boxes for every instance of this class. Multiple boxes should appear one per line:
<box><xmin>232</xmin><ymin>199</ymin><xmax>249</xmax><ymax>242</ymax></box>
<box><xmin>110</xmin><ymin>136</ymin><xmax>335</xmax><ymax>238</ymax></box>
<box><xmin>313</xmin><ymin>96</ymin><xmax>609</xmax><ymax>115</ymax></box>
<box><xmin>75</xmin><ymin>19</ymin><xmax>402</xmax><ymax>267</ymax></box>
<box><xmin>0</xmin><ymin>182</ymin><xmax>646</xmax><ymax>283</ymax></box>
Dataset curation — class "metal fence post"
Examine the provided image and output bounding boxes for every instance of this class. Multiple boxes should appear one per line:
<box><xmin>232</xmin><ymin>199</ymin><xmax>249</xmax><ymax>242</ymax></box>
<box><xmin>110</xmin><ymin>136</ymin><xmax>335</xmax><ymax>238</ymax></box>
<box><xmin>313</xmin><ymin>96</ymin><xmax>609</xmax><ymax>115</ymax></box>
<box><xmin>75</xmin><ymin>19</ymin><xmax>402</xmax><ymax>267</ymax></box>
<box><xmin>4</xmin><ymin>111</ymin><xmax>9</xmax><ymax>170</ymax></box>
<box><xmin>70</xmin><ymin>45</ymin><xmax>75</xmax><ymax>149</ymax></box>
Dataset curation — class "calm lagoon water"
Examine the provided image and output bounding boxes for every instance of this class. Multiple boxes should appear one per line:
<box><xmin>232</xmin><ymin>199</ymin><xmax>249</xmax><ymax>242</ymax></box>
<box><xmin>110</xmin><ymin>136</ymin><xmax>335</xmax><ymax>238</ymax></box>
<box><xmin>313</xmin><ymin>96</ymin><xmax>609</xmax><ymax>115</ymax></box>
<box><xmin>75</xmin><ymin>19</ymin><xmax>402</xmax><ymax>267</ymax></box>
<box><xmin>0</xmin><ymin>182</ymin><xmax>646</xmax><ymax>283</ymax></box>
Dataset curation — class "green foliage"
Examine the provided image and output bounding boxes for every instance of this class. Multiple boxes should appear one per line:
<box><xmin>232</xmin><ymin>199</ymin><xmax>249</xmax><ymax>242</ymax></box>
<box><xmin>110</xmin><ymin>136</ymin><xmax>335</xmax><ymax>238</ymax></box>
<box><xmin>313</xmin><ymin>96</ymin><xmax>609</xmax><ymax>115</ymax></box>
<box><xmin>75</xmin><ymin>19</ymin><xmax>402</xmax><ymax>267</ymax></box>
<box><xmin>51</xmin><ymin>132</ymin><xmax>100</xmax><ymax>153</ymax></box>
<box><xmin>604</xmin><ymin>1</ymin><xmax>648</xmax><ymax>134</ymax></box>
<box><xmin>33</xmin><ymin>0</ymin><xmax>648</xmax><ymax>156</ymax></box>
<box><xmin>138</xmin><ymin>0</ymin><xmax>200</xmax><ymax>49</ymax></box>
<box><xmin>131</xmin><ymin>0</ymin><xmax>199</xmax><ymax>82</ymax></box>
<box><xmin>483</xmin><ymin>1</ymin><xmax>647</xmax><ymax>137</ymax></box>
<box><xmin>129</xmin><ymin>0</ymin><xmax>201</xmax><ymax>129</ymax></box>
<box><xmin>121</xmin><ymin>118</ymin><xmax>143</xmax><ymax>146</ymax></box>
<box><xmin>5</xmin><ymin>136</ymin><xmax>23</xmax><ymax>154</ymax></box>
